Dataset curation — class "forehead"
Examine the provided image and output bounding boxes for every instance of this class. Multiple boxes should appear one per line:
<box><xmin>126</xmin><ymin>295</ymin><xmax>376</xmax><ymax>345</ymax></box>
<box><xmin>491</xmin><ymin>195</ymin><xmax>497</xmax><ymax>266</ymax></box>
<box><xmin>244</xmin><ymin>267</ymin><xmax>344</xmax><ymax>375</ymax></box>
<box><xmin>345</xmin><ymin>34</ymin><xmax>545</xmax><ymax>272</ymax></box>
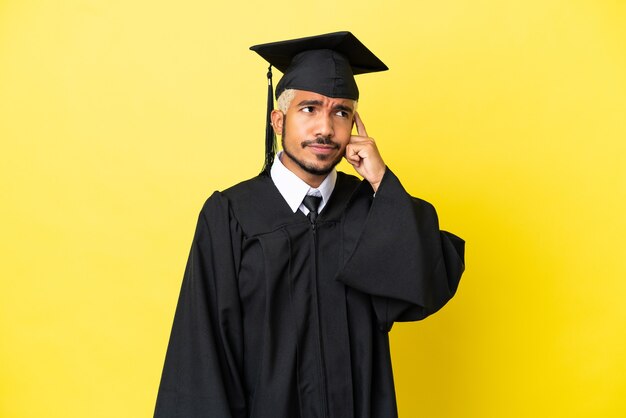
<box><xmin>290</xmin><ymin>89</ymin><xmax>355</xmax><ymax>108</ymax></box>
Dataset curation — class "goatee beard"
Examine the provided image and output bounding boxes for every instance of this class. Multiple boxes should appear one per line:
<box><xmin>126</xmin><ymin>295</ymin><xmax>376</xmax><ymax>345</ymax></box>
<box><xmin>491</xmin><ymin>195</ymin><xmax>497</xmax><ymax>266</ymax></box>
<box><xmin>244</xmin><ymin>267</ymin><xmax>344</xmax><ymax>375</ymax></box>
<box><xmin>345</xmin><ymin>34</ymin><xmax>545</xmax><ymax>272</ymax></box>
<box><xmin>282</xmin><ymin>144</ymin><xmax>341</xmax><ymax>176</ymax></box>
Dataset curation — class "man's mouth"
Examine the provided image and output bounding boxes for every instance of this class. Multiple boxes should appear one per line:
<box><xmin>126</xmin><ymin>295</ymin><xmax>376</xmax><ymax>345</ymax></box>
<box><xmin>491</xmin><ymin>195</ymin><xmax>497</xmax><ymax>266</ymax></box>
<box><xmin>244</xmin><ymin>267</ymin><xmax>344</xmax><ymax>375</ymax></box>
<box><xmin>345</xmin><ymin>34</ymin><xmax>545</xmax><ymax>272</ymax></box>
<box><xmin>306</xmin><ymin>143</ymin><xmax>339</xmax><ymax>154</ymax></box>
<box><xmin>301</xmin><ymin>138</ymin><xmax>339</xmax><ymax>151</ymax></box>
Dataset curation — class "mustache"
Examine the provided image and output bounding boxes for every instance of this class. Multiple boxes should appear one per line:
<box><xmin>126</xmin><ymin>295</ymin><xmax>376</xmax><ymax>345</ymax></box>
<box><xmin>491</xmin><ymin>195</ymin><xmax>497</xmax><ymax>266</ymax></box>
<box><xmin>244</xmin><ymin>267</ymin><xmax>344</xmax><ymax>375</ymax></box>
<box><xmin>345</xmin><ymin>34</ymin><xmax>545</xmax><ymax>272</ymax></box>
<box><xmin>300</xmin><ymin>136</ymin><xmax>340</xmax><ymax>149</ymax></box>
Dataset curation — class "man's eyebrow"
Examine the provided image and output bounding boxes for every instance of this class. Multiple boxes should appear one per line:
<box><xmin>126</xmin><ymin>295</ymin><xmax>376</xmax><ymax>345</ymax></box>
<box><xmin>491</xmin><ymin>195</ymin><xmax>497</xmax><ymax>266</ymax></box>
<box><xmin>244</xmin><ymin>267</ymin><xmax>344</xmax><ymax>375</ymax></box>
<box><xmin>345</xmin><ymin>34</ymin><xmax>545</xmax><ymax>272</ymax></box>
<box><xmin>296</xmin><ymin>100</ymin><xmax>324</xmax><ymax>107</ymax></box>
<box><xmin>333</xmin><ymin>104</ymin><xmax>354</xmax><ymax>113</ymax></box>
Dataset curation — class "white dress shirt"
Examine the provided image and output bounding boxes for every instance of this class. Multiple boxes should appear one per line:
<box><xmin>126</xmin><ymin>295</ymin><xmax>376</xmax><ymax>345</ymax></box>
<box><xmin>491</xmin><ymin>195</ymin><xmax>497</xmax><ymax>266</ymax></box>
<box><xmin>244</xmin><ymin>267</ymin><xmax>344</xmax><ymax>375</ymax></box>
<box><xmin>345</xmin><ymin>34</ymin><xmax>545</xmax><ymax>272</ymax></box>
<box><xmin>270</xmin><ymin>151</ymin><xmax>337</xmax><ymax>216</ymax></box>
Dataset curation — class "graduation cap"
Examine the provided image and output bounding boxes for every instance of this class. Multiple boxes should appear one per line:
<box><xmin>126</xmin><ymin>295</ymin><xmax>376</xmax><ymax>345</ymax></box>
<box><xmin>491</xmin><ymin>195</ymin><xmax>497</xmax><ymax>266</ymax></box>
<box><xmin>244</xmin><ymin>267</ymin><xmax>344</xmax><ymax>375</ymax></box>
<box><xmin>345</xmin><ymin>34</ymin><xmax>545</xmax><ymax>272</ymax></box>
<box><xmin>250</xmin><ymin>31</ymin><xmax>388</xmax><ymax>174</ymax></box>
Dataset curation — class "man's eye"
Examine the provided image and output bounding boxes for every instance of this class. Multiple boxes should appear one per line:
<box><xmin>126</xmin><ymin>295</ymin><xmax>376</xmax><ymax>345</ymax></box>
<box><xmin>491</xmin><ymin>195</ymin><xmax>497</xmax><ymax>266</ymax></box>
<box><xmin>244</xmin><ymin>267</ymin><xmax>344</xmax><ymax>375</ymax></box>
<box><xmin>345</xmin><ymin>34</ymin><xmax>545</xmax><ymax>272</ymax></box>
<box><xmin>302</xmin><ymin>106</ymin><xmax>314</xmax><ymax>113</ymax></box>
<box><xmin>336</xmin><ymin>111</ymin><xmax>349</xmax><ymax>118</ymax></box>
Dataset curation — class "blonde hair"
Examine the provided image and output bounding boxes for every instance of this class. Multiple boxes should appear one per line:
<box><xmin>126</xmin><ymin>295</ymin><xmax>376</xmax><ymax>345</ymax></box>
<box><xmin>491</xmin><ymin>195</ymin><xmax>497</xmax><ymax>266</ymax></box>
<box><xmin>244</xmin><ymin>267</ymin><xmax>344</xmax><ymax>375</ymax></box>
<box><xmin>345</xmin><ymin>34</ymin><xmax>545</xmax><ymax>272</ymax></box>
<box><xmin>277</xmin><ymin>89</ymin><xmax>296</xmax><ymax>113</ymax></box>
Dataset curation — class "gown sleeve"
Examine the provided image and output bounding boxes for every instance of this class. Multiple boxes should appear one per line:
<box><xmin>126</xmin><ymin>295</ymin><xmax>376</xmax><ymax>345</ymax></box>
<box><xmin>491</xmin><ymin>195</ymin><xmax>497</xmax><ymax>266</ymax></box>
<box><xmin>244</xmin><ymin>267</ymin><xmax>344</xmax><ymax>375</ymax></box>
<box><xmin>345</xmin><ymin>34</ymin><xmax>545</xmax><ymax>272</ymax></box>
<box><xmin>335</xmin><ymin>168</ymin><xmax>465</xmax><ymax>332</ymax></box>
<box><xmin>154</xmin><ymin>192</ymin><xmax>247</xmax><ymax>418</ymax></box>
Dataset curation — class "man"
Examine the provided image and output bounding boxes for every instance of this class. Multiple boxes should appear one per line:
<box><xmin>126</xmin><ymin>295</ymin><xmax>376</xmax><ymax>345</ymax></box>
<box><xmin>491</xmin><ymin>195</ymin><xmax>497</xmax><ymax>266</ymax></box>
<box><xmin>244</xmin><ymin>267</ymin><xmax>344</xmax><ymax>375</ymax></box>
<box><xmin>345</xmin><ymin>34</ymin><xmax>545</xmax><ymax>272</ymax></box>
<box><xmin>154</xmin><ymin>32</ymin><xmax>465</xmax><ymax>418</ymax></box>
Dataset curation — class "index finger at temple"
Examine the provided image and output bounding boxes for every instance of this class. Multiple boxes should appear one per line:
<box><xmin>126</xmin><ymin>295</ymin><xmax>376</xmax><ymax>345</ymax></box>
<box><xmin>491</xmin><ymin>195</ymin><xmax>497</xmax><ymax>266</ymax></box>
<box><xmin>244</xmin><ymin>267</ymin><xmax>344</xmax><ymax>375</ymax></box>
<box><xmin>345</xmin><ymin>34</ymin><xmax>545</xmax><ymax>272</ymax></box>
<box><xmin>354</xmin><ymin>112</ymin><xmax>368</xmax><ymax>137</ymax></box>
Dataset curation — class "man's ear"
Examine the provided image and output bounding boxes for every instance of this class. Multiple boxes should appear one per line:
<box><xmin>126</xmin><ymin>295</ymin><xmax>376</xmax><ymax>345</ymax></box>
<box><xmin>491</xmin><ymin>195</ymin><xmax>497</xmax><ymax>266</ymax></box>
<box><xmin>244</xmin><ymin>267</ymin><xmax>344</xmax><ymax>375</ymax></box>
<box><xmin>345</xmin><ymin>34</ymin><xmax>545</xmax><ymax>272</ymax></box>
<box><xmin>271</xmin><ymin>109</ymin><xmax>284</xmax><ymax>136</ymax></box>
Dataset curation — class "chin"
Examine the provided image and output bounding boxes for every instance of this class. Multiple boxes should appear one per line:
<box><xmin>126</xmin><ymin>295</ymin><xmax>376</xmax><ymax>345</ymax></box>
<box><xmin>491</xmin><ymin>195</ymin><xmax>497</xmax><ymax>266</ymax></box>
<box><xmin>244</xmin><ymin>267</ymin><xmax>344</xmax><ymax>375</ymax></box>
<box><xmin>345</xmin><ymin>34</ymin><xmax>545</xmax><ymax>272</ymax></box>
<box><xmin>303</xmin><ymin>161</ymin><xmax>337</xmax><ymax>176</ymax></box>
<box><xmin>286</xmin><ymin>150</ymin><xmax>341</xmax><ymax>177</ymax></box>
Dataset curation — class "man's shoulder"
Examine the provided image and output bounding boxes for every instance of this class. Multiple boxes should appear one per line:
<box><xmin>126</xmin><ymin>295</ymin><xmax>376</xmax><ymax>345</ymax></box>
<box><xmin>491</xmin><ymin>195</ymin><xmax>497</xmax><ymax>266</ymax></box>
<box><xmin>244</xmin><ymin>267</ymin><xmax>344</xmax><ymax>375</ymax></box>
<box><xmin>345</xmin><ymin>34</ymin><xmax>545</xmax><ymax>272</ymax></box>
<box><xmin>196</xmin><ymin>176</ymin><xmax>267</xmax><ymax>215</ymax></box>
<box><xmin>219</xmin><ymin>174</ymin><xmax>273</xmax><ymax>202</ymax></box>
<box><xmin>200</xmin><ymin>171</ymin><xmax>363</xmax><ymax>234</ymax></box>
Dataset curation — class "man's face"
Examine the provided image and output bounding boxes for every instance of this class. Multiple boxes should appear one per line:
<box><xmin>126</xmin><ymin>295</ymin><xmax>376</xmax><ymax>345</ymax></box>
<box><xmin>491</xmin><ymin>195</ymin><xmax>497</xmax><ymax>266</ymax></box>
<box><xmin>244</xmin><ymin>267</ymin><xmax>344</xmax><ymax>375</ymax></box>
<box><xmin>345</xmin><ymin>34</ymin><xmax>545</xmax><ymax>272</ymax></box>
<box><xmin>275</xmin><ymin>90</ymin><xmax>355</xmax><ymax>179</ymax></box>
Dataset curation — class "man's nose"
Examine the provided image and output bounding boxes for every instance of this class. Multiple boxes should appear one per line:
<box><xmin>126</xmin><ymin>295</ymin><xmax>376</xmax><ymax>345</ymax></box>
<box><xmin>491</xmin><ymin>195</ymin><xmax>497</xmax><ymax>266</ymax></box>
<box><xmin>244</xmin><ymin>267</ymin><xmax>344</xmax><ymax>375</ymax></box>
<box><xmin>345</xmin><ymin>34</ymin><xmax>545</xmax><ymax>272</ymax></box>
<box><xmin>315</xmin><ymin>114</ymin><xmax>334</xmax><ymax>138</ymax></box>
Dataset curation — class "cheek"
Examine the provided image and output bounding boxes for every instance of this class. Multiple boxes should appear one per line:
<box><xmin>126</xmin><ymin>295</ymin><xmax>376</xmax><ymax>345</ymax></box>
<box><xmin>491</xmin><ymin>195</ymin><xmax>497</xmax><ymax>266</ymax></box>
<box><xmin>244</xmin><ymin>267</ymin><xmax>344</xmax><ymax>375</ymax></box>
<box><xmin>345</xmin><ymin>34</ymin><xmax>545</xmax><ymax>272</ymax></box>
<box><xmin>286</xmin><ymin>115</ymin><xmax>312</xmax><ymax>138</ymax></box>
<box><xmin>335</xmin><ymin>122</ymin><xmax>353</xmax><ymax>143</ymax></box>
<box><xmin>336</xmin><ymin>139</ymin><xmax>349</xmax><ymax>155</ymax></box>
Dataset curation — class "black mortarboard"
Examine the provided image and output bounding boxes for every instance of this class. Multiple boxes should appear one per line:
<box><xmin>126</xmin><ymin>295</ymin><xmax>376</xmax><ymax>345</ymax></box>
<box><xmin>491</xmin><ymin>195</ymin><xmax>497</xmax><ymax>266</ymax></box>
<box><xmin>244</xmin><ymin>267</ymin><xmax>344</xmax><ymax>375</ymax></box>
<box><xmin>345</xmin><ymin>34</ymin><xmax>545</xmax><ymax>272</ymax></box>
<box><xmin>250</xmin><ymin>31</ymin><xmax>388</xmax><ymax>174</ymax></box>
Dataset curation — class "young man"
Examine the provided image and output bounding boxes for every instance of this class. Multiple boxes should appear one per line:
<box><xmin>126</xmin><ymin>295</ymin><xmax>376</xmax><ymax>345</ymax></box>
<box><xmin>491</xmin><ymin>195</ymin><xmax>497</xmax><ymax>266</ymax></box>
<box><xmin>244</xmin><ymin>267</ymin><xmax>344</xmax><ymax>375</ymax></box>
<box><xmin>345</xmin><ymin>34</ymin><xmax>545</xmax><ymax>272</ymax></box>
<box><xmin>154</xmin><ymin>32</ymin><xmax>465</xmax><ymax>418</ymax></box>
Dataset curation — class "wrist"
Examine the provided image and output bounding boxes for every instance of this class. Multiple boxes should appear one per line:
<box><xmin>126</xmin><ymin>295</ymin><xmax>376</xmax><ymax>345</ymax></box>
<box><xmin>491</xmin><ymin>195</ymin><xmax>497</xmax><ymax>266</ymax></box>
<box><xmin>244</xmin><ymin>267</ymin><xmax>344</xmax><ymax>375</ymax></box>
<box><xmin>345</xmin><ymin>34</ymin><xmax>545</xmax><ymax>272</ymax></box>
<box><xmin>369</xmin><ymin>166</ymin><xmax>387</xmax><ymax>192</ymax></box>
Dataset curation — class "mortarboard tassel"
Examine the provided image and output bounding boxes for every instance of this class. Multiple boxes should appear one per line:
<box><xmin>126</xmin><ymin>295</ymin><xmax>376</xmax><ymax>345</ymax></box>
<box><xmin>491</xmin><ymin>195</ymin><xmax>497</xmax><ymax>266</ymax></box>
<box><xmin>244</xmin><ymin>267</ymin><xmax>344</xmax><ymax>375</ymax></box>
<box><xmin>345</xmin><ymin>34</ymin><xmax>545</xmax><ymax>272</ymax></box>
<box><xmin>261</xmin><ymin>65</ymin><xmax>276</xmax><ymax>175</ymax></box>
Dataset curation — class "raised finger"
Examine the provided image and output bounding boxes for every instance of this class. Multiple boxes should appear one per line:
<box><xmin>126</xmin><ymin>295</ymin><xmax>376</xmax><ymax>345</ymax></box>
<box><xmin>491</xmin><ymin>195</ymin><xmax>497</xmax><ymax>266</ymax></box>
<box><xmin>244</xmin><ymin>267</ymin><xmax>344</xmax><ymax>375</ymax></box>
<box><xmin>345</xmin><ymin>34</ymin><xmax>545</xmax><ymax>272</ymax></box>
<box><xmin>354</xmin><ymin>112</ymin><xmax>368</xmax><ymax>137</ymax></box>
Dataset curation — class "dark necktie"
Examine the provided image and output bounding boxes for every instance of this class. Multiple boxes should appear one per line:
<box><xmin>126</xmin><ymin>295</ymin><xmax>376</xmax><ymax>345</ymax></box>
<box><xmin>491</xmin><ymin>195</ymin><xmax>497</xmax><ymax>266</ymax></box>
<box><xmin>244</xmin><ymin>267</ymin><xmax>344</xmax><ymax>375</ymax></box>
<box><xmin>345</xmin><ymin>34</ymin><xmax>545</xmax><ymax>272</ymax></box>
<box><xmin>302</xmin><ymin>195</ymin><xmax>322</xmax><ymax>224</ymax></box>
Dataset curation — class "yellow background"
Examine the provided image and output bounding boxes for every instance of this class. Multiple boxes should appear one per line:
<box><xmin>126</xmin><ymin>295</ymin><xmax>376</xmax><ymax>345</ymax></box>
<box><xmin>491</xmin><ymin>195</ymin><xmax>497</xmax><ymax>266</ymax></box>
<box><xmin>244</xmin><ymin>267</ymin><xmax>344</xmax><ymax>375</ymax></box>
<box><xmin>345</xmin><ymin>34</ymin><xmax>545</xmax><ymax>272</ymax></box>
<box><xmin>1</xmin><ymin>0</ymin><xmax>625</xmax><ymax>417</ymax></box>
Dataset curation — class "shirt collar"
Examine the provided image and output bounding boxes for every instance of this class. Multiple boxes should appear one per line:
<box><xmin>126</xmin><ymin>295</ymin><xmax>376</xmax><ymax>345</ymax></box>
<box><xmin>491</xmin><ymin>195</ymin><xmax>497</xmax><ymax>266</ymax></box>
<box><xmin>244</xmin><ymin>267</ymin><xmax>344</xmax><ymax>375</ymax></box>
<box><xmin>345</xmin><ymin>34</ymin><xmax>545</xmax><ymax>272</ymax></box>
<box><xmin>270</xmin><ymin>151</ymin><xmax>337</xmax><ymax>214</ymax></box>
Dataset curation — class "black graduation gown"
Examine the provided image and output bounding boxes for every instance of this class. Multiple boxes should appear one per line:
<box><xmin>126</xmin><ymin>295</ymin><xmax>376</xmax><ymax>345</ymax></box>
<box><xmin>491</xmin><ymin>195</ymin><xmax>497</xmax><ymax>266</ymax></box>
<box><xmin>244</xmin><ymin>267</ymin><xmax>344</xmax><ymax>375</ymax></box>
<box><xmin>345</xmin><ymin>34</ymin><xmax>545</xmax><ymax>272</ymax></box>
<box><xmin>154</xmin><ymin>168</ymin><xmax>465</xmax><ymax>418</ymax></box>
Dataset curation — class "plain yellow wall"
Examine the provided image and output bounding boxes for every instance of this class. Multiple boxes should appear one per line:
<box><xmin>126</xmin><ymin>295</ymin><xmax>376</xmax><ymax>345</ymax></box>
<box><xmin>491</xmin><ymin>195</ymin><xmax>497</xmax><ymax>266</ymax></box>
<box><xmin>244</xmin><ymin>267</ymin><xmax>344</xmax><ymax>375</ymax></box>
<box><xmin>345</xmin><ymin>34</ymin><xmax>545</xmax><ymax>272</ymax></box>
<box><xmin>1</xmin><ymin>0</ymin><xmax>625</xmax><ymax>417</ymax></box>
